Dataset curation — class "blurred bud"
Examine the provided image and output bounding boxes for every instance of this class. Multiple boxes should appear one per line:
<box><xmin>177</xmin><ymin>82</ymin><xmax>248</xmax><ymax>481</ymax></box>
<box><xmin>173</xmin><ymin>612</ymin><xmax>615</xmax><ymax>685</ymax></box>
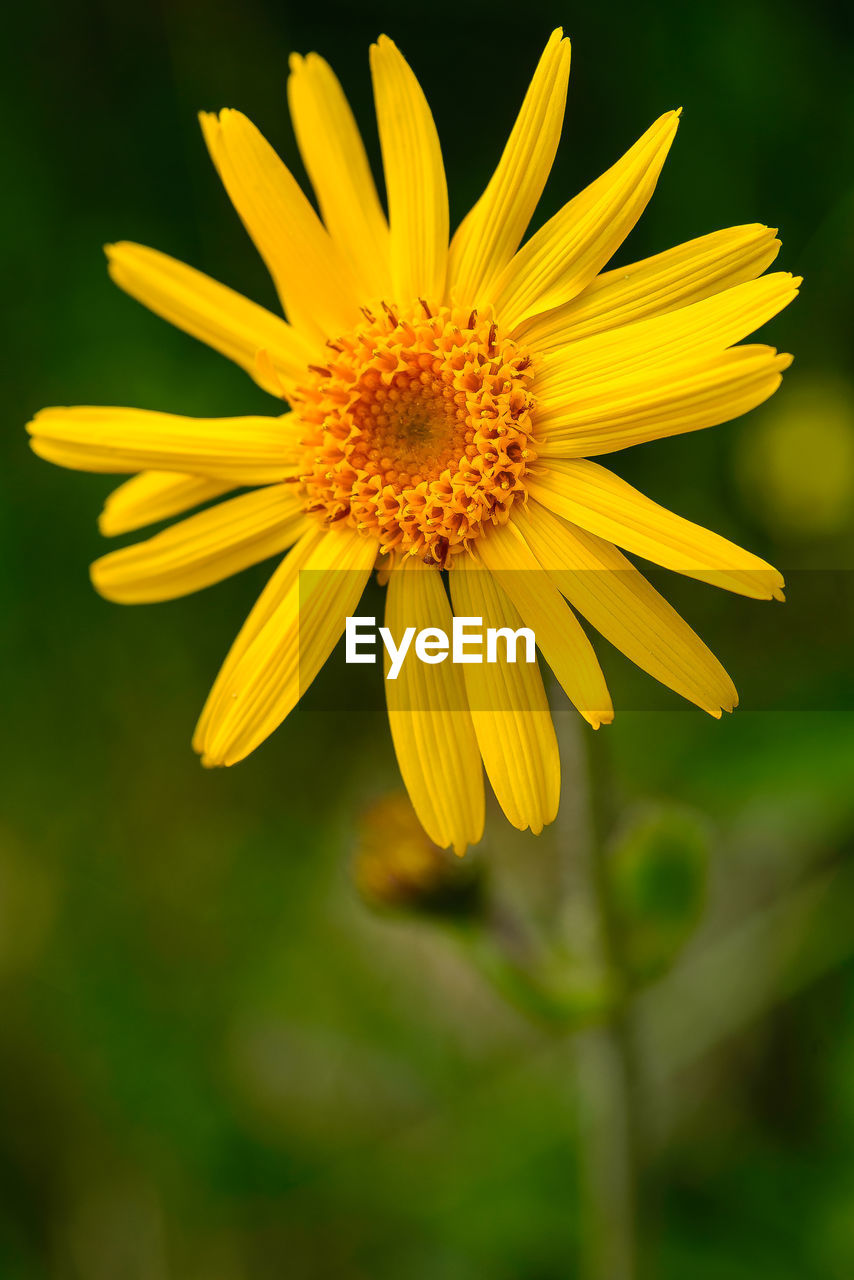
<box><xmin>607</xmin><ymin>807</ymin><xmax>709</xmax><ymax>983</ymax></box>
<box><xmin>735</xmin><ymin>375</ymin><xmax>854</xmax><ymax>538</ymax></box>
<box><xmin>352</xmin><ymin>792</ymin><xmax>482</xmax><ymax>916</ymax></box>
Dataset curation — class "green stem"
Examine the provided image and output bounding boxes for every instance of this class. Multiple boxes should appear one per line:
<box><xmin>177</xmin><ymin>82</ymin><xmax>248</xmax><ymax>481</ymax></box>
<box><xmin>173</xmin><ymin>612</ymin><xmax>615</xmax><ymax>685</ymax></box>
<box><xmin>553</xmin><ymin>704</ymin><xmax>639</xmax><ymax>1280</ymax></box>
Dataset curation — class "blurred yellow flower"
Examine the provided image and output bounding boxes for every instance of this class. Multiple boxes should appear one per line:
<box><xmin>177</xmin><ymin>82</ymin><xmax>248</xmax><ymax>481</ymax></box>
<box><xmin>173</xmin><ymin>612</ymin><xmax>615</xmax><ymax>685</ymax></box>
<box><xmin>735</xmin><ymin>375</ymin><xmax>854</xmax><ymax>538</ymax></box>
<box><xmin>353</xmin><ymin>792</ymin><xmax>479</xmax><ymax>910</ymax></box>
<box><xmin>28</xmin><ymin>31</ymin><xmax>798</xmax><ymax>852</ymax></box>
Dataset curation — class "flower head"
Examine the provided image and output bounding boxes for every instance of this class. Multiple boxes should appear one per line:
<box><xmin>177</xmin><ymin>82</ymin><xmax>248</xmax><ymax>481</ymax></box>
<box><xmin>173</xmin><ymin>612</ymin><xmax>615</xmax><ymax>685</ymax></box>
<box><xmin>28</xmin><ymin>31</ymin><xmax>798</xmax><ymax>853</ymax></box>
<box><xmin>298</xmin><ymin>303</ymin><xmax>535</xmax><ymax>566</ymax></box>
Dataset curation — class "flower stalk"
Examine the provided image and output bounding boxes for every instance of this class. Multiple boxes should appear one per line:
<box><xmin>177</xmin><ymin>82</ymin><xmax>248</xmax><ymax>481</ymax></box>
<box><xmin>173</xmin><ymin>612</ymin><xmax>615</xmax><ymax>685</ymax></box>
<box><xmin>553</xmin><ymin>702</ymin><xmax>640</xmax><ymax>1280</ymax></box>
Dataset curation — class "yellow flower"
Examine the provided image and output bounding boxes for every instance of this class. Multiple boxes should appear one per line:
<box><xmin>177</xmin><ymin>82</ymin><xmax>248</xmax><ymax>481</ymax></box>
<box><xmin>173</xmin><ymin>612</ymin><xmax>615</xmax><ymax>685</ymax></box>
<box><xmin>28</xmin><ymin>31</ymin><xmax>798</xmax><ymax>854</ymax></box>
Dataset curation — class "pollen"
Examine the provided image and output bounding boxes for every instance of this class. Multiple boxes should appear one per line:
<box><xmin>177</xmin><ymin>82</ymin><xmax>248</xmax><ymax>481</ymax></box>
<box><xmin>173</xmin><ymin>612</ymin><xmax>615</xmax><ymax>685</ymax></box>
<box><xmin>294</xmin><ymin>303</ymin><xmax>537</xmax><ymax>566</ymax></box>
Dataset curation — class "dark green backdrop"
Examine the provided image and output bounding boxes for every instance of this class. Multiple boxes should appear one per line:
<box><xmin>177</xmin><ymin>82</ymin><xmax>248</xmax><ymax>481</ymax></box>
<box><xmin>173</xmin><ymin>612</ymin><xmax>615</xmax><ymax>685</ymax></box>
<box><xmin>2</xmin><ymin>0</ymin><xmax>854</xmax><ymax>1276</ymax></box>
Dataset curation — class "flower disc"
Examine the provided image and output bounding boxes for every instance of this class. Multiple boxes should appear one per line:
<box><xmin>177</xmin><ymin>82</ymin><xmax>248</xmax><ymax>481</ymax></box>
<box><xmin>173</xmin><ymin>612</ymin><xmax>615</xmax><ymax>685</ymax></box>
<box><xmin>296</xmin><ymin>303</ymin><xmax>537</xmax><ymax>566</ymax></box>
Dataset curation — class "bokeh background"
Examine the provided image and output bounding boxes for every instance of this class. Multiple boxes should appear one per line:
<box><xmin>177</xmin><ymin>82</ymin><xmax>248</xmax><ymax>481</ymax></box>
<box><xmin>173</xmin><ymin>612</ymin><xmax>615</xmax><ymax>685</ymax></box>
<box><xmin>3</xmin><ymin>0</ymin><xmax>854</xmax><ymax>1275</ymax></box>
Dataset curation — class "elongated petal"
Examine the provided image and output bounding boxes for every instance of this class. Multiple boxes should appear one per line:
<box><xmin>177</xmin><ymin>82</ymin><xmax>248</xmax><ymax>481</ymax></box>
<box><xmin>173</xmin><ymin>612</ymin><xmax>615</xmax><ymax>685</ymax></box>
<box><xmin>194</xmin><ymin>524</ymin><xmax>327</xmax><ymax>752</ymax></box>
<box><xmin>448</xmin><ymin>30</ymin><xmax>571</xmax><ymax>306</ymax></box>
<box><xmin>105</xmin><ymin>242</ymin><xmax>311</xmax><ymax>396</ymax></box>
<box><xmin>514</xmin><ymin>501</ymin><xmax>737</xmax><ymax>716</ymax></box>
<box><xmin>91</xmin><ymin>485</ymin><xmax>308</xmax><ymax>604</ymax></box>
<box><xmin>384</xmin><ymin>561</ymin><xmax>484</xmax><ymax>854</ymax></box>
<box><xmin>202</xmin><ymin>527</ymin><xmax>376</xmax><ymax>766</ymax></box>
<box><xmin>535</xmin><ymin>273</ymin><xmax>800</xmax><ymax>401</ymax></box>
<box><xmin>528</xmin><ymin>459</ymin><xmax>784</xmax><ymax>599</ymax></box>
<box><xmin>449</xmin><ymin>558</ymin><xmax>559</xmax><ymax>834</ymax></box>
<box><xmin>99</xmin><ymin>472</ymin><xmax>233</xmax><ymax>536</ymax></box>
<box><xmin>287</xmin><ymin>53</ymin><xmax>391</xmax><ymax>301</ymax></box>
<box><xmin>536</xmin><ymin>346</ymin><xmax>792</xmax><ymax>457</ymax></box>
<box><xmin>474</xmin><ymin>524</ymin><xmax>613</xmax><ymax>728</ymax></box>
<box><xmin>199</xmin><ymin>109</ymin><xmax>359</xmax><ymax>340</ymax></box>
<box><xmin>370</xmin><ymin>36</ymin><xmax>448</xmax><ymax>302</ymax></box>
<box><xmin>28</xmin><ymin>406</ymin><xmax>301</xmax><ymax>484</ymax></box>
<box><xmin>488</xmin><ymin>112</ymin><xmax>679</xmax><ymax>328</ymax></box>
<box><xmin>515</xmin><ymin>224</ymin><xmax>781</xmax><ymax>349</ymax></box>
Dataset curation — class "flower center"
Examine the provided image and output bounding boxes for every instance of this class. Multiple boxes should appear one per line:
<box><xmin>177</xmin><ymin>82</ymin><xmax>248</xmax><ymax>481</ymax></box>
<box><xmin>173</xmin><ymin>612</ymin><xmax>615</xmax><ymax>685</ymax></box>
<box><xmin>294</xmin><ymin>302</ymin><xmax>537</xmax><ymax>567</ymax></box>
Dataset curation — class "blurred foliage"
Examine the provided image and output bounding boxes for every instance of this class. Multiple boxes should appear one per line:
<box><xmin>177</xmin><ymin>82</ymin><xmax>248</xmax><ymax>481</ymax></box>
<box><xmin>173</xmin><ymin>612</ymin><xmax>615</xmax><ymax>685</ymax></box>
<box><xmin>2</xmin><ymin>0</ymin><xmax>854</xmax><ymax>1276</ymax></box>
<box><xmin>607</xmin><ymin>807</ymin><xmax>709</xmax><ymax>983</ymax></box>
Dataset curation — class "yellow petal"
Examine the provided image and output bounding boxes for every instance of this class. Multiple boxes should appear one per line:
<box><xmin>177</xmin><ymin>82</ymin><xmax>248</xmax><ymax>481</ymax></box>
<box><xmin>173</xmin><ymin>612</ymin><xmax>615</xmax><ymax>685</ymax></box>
<box><xmin>487</xmin><ymin>112</ymin><xmax>679</xmax><ymax>328</ymax></box>
<box><xmin>287</xmin><ymin>53</ymin><xmax>392</xmax><ymax>301</ymax></box>
<box><xmin>370</xmin><ymin>36</ymin><xmax>448</xmax><ymax>303</ymax></box>
<box><xmin>99</xmin><ymin>472</ymin><xmax>233</xmax><ymax>536</ymax></box>
<box><xmin>199</xmin><ymin>109</ymin><xmax>359</xmax><ymax>341</ymax></box>
<box><xmin>449</xmin><ymin>557</ymin><xmax>559</xmax><ymax>834</ymax></box>
<box><xmin>28</xmin><ymin>406</ymin><xmax>302</xmax><ymax>484</ymax></box>
<box><xmin>91</xmin><ymin>485</ymin><xmax>309</xmax><ymax>604</ymax></box>
<box><xmin>536</xmin><ymin>346</ymin><xmax>792</xmax><ymax>457</ymax></box>
<box><xmin>447</xmin><ymin>30</ymin><xmax>571</xmax><ymax>306</ymax></box>
<box><xmin>194</xmin><ymin>524</ymin><xmax>327</xmax><ymax>753</ymax></box>
<box><xmin>201</xmin><ymin>527</ymin><xmax>376</xmax><ymax>766</ymax></box>
<box><xmin>105</xmin><ymin>242</ymin><xmax>311</xmax><ymax>397</ymax></box>
<box><xmin>514</xmin><ymin>224</ymin><xmax>781</xmax><ymax>349</ymax></box>
<box><xmin>528</xmin><ymin>459</ymin><xmax>785</xmax><ymax>599</ymax></box>
<box><xmin>474</xmin><ymin>524</ymin><xmax>613</xmax><ymax>728</ymax></box>
<box><xmin>535</xmin><ymin>273</ymin><xmax>800</xmax><ymax>402</ymax></box>
<box><xmin>514</xmin><ymin>501</ymin><xmax>738</xmax><ymax>717</ymax></box>
<box><xmin>384</xmin><ymin>560</ymin><xmax>484</xmax><ymax>854</ymax></box>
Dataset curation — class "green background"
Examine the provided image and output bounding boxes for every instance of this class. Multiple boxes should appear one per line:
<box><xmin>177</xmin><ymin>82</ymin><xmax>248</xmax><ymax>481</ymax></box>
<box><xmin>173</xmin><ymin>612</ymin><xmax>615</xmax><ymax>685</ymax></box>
<box><xmin>3</xmin><ymin>0</ymin><xmax>854</xmax><ymax>1275</ymax></box>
